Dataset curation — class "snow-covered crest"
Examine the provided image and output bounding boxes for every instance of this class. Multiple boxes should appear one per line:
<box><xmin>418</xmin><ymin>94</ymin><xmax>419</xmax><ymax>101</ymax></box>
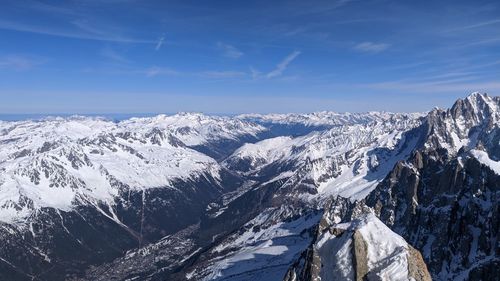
<box><xmin>311</xmin><ymin>213</ymin><xmax>431</xmax><ymax>281</ymax></box>
<box><xmin>238</xmin><ymin>111</ymin><xmax>425</xmax><ymax>127</ymax></box>
<box><xmin>424</xmin><ymin>92</ymin><xmax>500</xmax><ymax>153</ymax></box>
<box><xmin>225</xmin><ymin>112</ymin><xmax>422</xmax><ymax>200</ymax></box>
<box><xmin>121</xmin><ymin>112</ymin><xmax>266</xmax><ymax>146</ymax></box>
<box><xmin>0</xmin><ymin>113</ymin><xmax>264</xmax><ymax>224</ymax></box>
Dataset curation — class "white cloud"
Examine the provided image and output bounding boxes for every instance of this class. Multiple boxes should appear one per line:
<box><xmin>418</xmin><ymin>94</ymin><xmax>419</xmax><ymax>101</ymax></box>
<box><xmin>267</xmin><ymin>50</ymin><xmax>301</xmax><ymax>78</ymax></box>
<box><xmin>455</xmin><ymin>19</ymin><xmax>500</xmax><ymax>30</ymax></box>
<box><xmin>155</xmin><ymin>34</ymin><xmax>165</xmax><ymax>51</ymax></box>
<box><xmin>144</xmin><ymin>68</ymin><xmax>245</xmax><ymax>78</ymax></box>
<box><xmin>354</xmin><ymin>42</ymin><xmax>390</xmax><ymax>53</ymax></box>
<box><xmin>200</xmin><ymin>70</ymin><xmax>246</xmax><ymax>78</ymax></box>
<box><xmin>249</xmin><ymin>67</ymin><xmax>261</xmax><ymax>79</ymax></box>
<box><xmin>100</xmin><ymin>47</ymin><xmax>129</xmax><ymax>63</ymax></box>
<box><xmin>217</xmin><ymin>42</ymin><xmax>243</xmax><ymax>59</ymax></box>
<box><xmin>0</xmin><ymin>19</ymin><xmax>154</xmax><ymax>43</ymax></box>
<box><xmin>0</xmin><ymin>55</ymin><xmax>46</xmax><ymax>71</ymax></box>
<box><xmin>145</xmin><ymin>66</ymin><xmax>179</xmax><ymax>77</ymax></box>
<box><xmin>364</xmin><ymin>79</ymin><xmax>500</xmax><ymax>93</ymax></box>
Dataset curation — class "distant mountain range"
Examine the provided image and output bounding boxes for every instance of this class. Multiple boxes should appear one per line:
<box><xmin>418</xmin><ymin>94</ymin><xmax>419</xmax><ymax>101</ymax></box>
<box><xmin>0</xmin><ymin>93</ymin><xmax>498</xmax><ymax>281</ymax></box>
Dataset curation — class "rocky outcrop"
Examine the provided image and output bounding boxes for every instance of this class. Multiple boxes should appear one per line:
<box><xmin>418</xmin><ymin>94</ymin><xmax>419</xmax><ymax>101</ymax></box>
<box><xmin>408</xmin><ymin>246</ymin><xmax>432</xmax><ymax>281</ymax></box>
<box><xmin>352</xmin><ymin>230</ymin><xmax>369</xmax><ymax>281</ymax></box>
<box><xmin>366</xmin><ymin>151</ymin><xmax>500</xmax><ymax>280</ymax></box>
<box><xmin>363</xmin><ymin>93</ymin><xmax>500</xmax><ymax>280</ymax></box>
<box><xmin>283</xmin><ymin>212</ymin><xmax>432</xmax><ymax>281</ymax></box>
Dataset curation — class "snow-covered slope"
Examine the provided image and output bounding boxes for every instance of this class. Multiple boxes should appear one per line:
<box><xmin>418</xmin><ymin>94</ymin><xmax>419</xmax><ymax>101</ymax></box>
<box><xmin>122</xmin><ymin>113</ymin><xmax>265</xmax><ymax>146</ymax></box>
<box><xmin>186</xmin><ymin>206</ymin><xmax>322</xmax><ymax>281</ymax></box>
<box><xmin>0</xmin><ymin>113</ymin><xmax>264</xmax><ymax>224</ymax></box>
<box><xmin>470</xmin><ymin>149</ymin><xmax>500</xmax><ymax>174</ymax></box>
<box><xmin>420</xmin><ymin>93</ymin><xmax>500</xmax><ymax>180</ymax></box>
<box><xmin>238</xmin><ymin>111</ymin><xmax>423</xmax><ymax>127</ymax></box>
<box><xmin>225</xmin><ymin>113</ymin><xmax>422</xmax><ymax>200</ymax></box>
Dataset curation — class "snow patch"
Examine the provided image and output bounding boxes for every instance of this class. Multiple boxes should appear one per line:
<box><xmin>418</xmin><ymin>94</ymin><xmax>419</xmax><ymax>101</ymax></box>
<box><xmin>471</xmin><ymin>149</ymin><xmax>500</xmax><ymax>175</ymax></box>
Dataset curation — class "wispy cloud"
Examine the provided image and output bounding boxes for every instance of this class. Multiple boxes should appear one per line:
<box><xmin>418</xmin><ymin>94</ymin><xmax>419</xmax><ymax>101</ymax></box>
<box><xmin>200</xmin><ymin>71</ymin><xmax>246</xmax><ymax>78</ymax></box>
<box><xmin>267</xmin><ymin>51</ymin><xmax>301</xmax><ymax>78</ymax></box>
<box><xmin>0</xmin><ymin>19</ymin><xmax>154</xmax><ymax>43</ymax></box>
<box><xmin>249</xmin><ymin>67</ymin><xmax>261</xmax><ymax>79</ymax></box>
<box><xmin>100</xmin><ymin>47</ymin><xmax>129</xmax><ymax>63</ymax></box>
<box><xmin>217</xmin><ymin>42</ymin><xmax>243</xmax><ymax>59</ymax></box>
<box><xmin>281</xmin><ymin>26</ymin><xmax>308</xmax><ymax>37</ymax></box>
<box><xmin>354</xmin><ymin>42</ymin><xmax>390</xmax><ymax>53</ymax></box>
<box><xmin>383</xmin><ymin>61</ymin><xmax>431</xmax><ymax>71</ymax></box>
<box><xmin>364</xmin><ymin>78</ymin><xmax>500</xmax><ymax>93</ymax></box>
<box><xmin>454</xmin><ymin>19</ymin><xmax>500</xmax><ymax>30</ymax></box>
<box><xmin>145</xmin><ymin>66</ymin><xmax>180</xmax><ymax>77</ymax></box>
<box><xmin>454</xmin><ymin>37</ymin><xmax>500</xmax><ymax>48</ymax></box>
<box><xmin>155</xmin><ymin>34</ymin><xmax>165</xmax><ymax>51</ymax></box>
<box><xmin>0</xmin><ymin>0</ymin><xmax>154</xmax><ymax>43</ymax></box>
<box><xmin>143</xmin><ymin>67</ymin><xmax>244</xmax><ymax>79</ymax></box>
<box><xmin>336</xmin><ymin>18</ymin><xmax>391</xmax><ymax>24</ymax></box>
<box><xmin>0</xmin><ymin>55</ymin><xmax>46</xmax><ymax>71</ymax></box>
<box><xmin>286</xmin><ymin>0</ymin><xmax>354</xmax><ymax>16</ymax></box>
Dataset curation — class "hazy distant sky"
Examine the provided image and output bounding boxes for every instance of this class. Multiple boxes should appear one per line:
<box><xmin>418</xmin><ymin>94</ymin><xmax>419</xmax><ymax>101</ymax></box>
<box><xmin>0</xmin><ymin>0</ymin><xmax>499</xmax><ymax>114</ymax></box>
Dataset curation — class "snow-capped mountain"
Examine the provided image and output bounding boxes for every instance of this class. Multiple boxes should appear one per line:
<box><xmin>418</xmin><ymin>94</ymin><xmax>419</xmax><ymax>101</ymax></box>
<box><xmin>361</xmin><ymin>92</ymin><xmax>500</xmax><ymax>280</ymax></box>
<box><xmin>423</xmin><ymin>92</ymin><xmax>500</xmax><ymax>154</ymax></box>
<box><xmin>237</xmin><ymin>111</ymin><xmax>424</xmax><ymax>137</ymax></box>
<box><xmin>0</xmin><ymin>93</ymin><xmax>498</xmax><ymax>281</ymax></box>
<box><xmin>122</xmin><ymin>113</ymin><xmax>265</xmax><ymax>147</ymax></box>
<box><xmin>224</xmin><ymin>112</ymin><xmax>422</xmax><ymax>200</ymax></box>
<box><xmin>0</xmin><ymin>113</ymin><xmax>262</xmax><ymax>280</ymax></box>
<box><xmin>238</xmin><ymin>111</ymin><xmax>423</xmax><ymax>128</ymax></box>
<box><xmin>0</xmin><ymin>113</ymin><xmax>264</xmax><ymax>224</ymax></box>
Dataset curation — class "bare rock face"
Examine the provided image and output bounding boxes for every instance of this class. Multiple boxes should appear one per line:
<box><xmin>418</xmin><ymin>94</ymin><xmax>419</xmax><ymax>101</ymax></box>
<box><xmin>364</xmin><ymin>95</ymin><xmax>500</xmax><ymax>280</ymax></box>
<box><xmin>366</xmin><ymin>152</ymin><xmax>500</xmax><ymax>280</ymax></box>
<box><xmin>407</xmin><ymin>245</ymin><xmax>432</xmax><ymax>281</ymax></box>
<box><xmin>352</xmin><ymin>230</ymin><xmax>369</xmax><ymax>281</ymax></box>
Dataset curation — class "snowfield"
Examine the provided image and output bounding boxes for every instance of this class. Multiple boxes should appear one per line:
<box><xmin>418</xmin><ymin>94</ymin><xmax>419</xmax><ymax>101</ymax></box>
<box><xmin>0</xmin><ymin>113</ymin><xmax>263</xmax><ymax>224</ymax></box>
<box><xmin>226</xmin><ymin>112</ymin><xmax>422</xmax><ymax>200</ymax></box>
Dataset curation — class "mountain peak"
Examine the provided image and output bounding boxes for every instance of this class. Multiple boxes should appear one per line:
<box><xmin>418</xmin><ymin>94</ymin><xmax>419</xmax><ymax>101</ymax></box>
<box><xmin>450</xmin><ymin>92</ymin><xmax>498</xmax><ymax>119</ymax></box>
<box><xmin>420</xmin><ymin>92</ymin><xmax>500</xmax><ymax>154</ymax></box>
<box><xmin>466</xmin><ymin>91</ymin><xmax>488</xmax><ymax>100</ymax></box>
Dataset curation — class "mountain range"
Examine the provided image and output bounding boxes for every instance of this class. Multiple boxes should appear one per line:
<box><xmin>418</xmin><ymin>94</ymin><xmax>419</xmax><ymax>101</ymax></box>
<box><xmin>0</xmin><ymin>92</ymin><xmax>498</xmax><ymax>281</ymax></box>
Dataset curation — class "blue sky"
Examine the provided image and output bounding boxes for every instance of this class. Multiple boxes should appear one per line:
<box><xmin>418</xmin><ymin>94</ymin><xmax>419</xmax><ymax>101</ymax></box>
<box><xmin>0</xmin><ymin>0</ymin><xmax>499</xmax><ymax>114</ymax></box>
